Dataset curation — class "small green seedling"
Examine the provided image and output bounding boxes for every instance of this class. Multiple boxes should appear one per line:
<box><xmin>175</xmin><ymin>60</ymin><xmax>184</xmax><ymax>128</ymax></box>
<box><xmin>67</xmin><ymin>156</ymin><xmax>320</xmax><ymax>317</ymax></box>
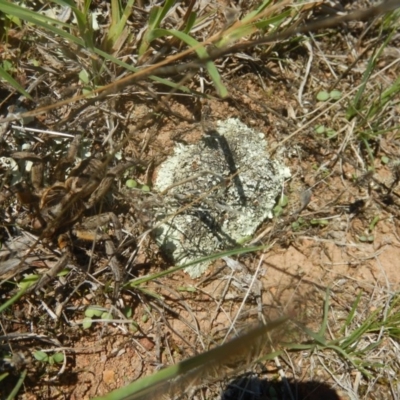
<box><xmin>369</xmin><ymin>215</ymin><xmax>380</xmax><ymax>231</ymax></box>
<box><xmin>291</xmin><ymin>217</ymin><xmax>306</xmax><ymax>232</ymax></box>
<box><xmin>315</xmin><ymin>125</ymin><xmax>336</xmax><ymax>139</ymax></box>
<box><xmin>273</xmin><ymin>194</ymin><xmax>288</xmax><ymax>217</ymax></box>
<box><xmin>316</xmin><ymin>90</ymin><xmax>342</xmax><ymax>102</ymax></box>
<box><xmin>125</xmin><ymin>179</ymin><xmax>138</xmax><ymax>188</ymax></box>
<box><xmin>123</xmin><ymin>306</ymin><xmax>133</xmax><ymax>318</ymax></box>
<box><xmin>125</xmin><ymin>179</ymin><xmax>151</xmax><ymax>192</ymax></box>
<box><xmin>358</xmin><ymin>216</ymin><xmax>379</xmax><ymax>243</ymax></box>
<box><xmin>141</xmin><ymin>185</ymin><xmax>151</xmax><ymax>192</ymax></box>
<box><xmin>381</xmin><ymin>156</ymin><xmax>390</xmax><ymax>164</ymax></box>
<box><xmin>129</xmin><ymin>321</ymin><xmax>139</xmax><ymax>333</ymax></box>
<box><xmin>79</xmin><ymin>68</ymin><xmax>96</xmax><ymax>96</ymax></box>
<box><xmin>177</xmin><ymin>286</ymin><xmax>197</xmax><ymax>293</ymax></box>
<box><xmin>79</xmin><ymin>68</ymin><xmax>90</xmax><ymax>84</ymax></box>
<box><xmin>2</xmin><ymin>59</ymin><xmax>15</xmax><ymax>73</ymax></box>
<box><xmin>33</xmin><ymin>351</ymin><xmax>64</xmax><ymax>366</ymax></box>
<box><xmin>236</xmin><ymin>235</ymin><xmax>252</xmax><ymax>245</ymax></box>
<box><xmin>358</xmin><ymin>235</ymin><xmax>374</xmax><ymax>243</ymax></box>
<box><xmin>310</xmin><ymin>218</ymin><xmax>329</xmax><ymax>227</ymax></box>
<box><xmin>82</xmin><ymin>306</ymin><xmax>112</xmax><ymax>329</ymax></box>
<box><xmin>142</xmin><ymin>313</ymin><xmax>149</xmax><ymax>323</ymax></box>
<box><xmin>121</xmin><ymin>306</ymin><xmax>139</xmax><ymax>332</ymax></box>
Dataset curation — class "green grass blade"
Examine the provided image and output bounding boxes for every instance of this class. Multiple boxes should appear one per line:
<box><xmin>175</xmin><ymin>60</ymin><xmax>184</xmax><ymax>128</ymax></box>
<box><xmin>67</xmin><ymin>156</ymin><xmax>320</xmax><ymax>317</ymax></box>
<box><xmin>0</xmin><ymin>1</ymin><xmax>216</xmax><ymax>96</ymax></box>
<box><xmin>0</xmin><ymin>1</ymin><xmax>193</xmax><ymax>95</ymax></box>
<box><xmin>149</xmin><ymin>0</ymin><xmax>176</xmax><ymax>31</ymax></box>
<box><xmin>49</xmin><ymin>0</ymin><xmax>89</xmax><ymax>27</ymax></box>
<box><xmin>126</xmin><ymin>244</ymin><xmax>270</xmax><ymax>287</ymax></box>
<box><xmin>138</xmin><ymin>0</ymin><xmax>176</xmax><ymax>55</ymax></box>
<box><xmin>92</xmin><ymin>317</ymin><xmax>288</xmax><ymax>400</ymax></box>
<box><xmin>84</xmin><ymin>0</ymin><xmax>92</xmax><ymax>15</ymax></box>
<box><xmin>339</xmin><ymin>309</ymin><xmax>381</xmax><ymax>350</ymax></box>
<box><xmin>223</xmin><ymin>10</ymin><xmax>291</xmax><ymax>46</ymax></box>
<box><xmin>368</xmin><ymin>75</ymin><xmax>400</xmax><ymax>119</ymax></box>
<box><xmin>2</xmin><ymin>0</ymin><xmax>94</xmax><ymax>52</ymax></box>
<box><xmin>183</xmin><ymin>11</ymin><xmax>196</xmax><ymax>34</ymax></box>
<box><xmin>107</xmin><ymin>0</ymin><xmax>135</xmax><ymax>47</ymax></box>
<box><xmin>254</xmin><ymin>10</ymin><xmax>291</xmax><ymax>30</ymax></box>
<box><xmin>241</xmin><ymin>0</ymin><xmax>274</xmax><ymax>23</ymax></box>
<box><xmin>346</xmin><ymin>29</ymin><xmax>396</xmax><ymax>120</ymax></box>
<box><xmin>6</xmin><ymin>369</ymin><xmax>27</xmax><ymax>400</ymax></box>
<box><xmin>297</xmin><ymin>324</ymin><xmax>326</xmax><ymax>346</ymax></box>
<box><xmin>0</xmin><ymin>67</ymin><xmax>32</xmax><ymax>100</ymax></box>
<box><xmin>64</xmin><ymin>0</ymin><xmax>96</xmax><ymax>50</ymax></box>
<box><xmin>216</xmin><ymin>0</ymin><xmax>290</xmax><ymax>47</ymax></box>
<box><xmin>92</xmin><ymin>47</ymin><xmax>193</xmax><ymax>93</ymax></box>
<box><xmin>340</xmin><ymin>290</ymin><xmax>363</xmax><ymax>335</ymax></box>
<box><xmin>317</xmin><ymin>288</ymin><xmax>331</xmax><ymax>337</ymax></box>
<box><xmin>150</xmin><ymin>28</ymin><xmax>228</xmax><ymax>97</ymax></box>
<box><xmin>0</xmin><ymin>286</ymin><xmax>29</xmax><ymax>314</ymax></box>
<box><xmin>138</xmin><ymin>6</ymin><xmax>161</xmax><ymax>55</ymax></box>
<box><xmin>110</xmin><ymin>0</ymin><xmax>121</xmax><ymax>27</ymax></box>
<box><xmin>325</xmin><ymin>343</ymin><xmax>372</xmax><ymax>377</ymax></box>
<box><xmin>0</xmin><ymin>1</ymin><xmax>85</xmax><ymax>47</ymax></box>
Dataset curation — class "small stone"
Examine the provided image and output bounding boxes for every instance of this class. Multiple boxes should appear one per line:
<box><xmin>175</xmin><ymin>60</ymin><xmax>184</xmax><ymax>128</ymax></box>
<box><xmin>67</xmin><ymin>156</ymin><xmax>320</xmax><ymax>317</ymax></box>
<box><xmin>103</xmin><ymin>370</ymin><xmax>115</xmax><ymax>385</ymax></box>
<box><xmin>139</xmin><ymin>337</ymin><xmax>155</xmax><ymax>351</ymax></box>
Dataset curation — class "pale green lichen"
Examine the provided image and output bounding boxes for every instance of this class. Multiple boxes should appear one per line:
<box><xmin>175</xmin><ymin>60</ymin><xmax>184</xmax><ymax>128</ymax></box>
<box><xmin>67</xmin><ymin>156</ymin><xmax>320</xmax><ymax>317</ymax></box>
<box><xmin>153</xmin><ymin>118</ymin><xmax>290</xmax><ymax>278</ymax></box>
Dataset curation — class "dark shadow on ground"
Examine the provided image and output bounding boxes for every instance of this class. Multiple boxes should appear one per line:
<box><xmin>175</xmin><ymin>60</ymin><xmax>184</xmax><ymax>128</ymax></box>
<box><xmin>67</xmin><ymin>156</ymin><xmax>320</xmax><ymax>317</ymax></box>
<box><xmin>221</xmin><ymin>373</ymin><xmax>342</xmax><ymax>400</ymax></box>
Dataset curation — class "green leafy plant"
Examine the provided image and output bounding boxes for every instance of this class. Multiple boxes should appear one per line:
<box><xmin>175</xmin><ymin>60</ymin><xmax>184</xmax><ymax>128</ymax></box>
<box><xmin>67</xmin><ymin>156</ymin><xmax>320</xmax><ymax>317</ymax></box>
<box><xmin>125</xmin><ymin>179</ymin><xmax>138</xmax><ymax>188</ymax></box>
<box><xmin>126</xmin><ymin>244</ymin><xmax>272</xmax><ymax>289</ymax></box>
<box><xmin>346</xmin><ymin>28</ymin><xmax>397</xmax><ymax>121</ymax></box>
<box><xmin>315</xmin><ymin>125</ymin><xmax>337</xmax><ymax>138</ymax></box>
<box><xmin>291</xmin><ymin>217</ymin><xmax>306</xmax><ymax>232</ymax></box>
<box><xmin>358</xmin><ymin>215</ymin><xmax>380</xmax><ymax>243</ymax></box>
<box><xmin>82</xmin><ymin>306</ymin><xmax>113</xmax><ymax>329</ymax></box>
<box><xmin>286</xmin><ymin>289</ymin><xmax>400</xmax><ymax>378</ymax></box>
<box><xmin>103</xmin><ymin>0</ymin><xmax>135</xmax><ymax>53</ymax></box>
<box><xmin>310</xmin><ymin>218</ymin><xmax>329</xmax><ymax>227</ymax></box>
<box><xmin>33</xmin><ymin>350</ymin><xmax>64</xmax><ymax>365</ymax></box>
<box><xmin>316</xmin><ymin>89</ymin><xmax>342</xmax><ymax>102</ymax></box>
<box><xmin>0</xmin><ymin>66</ymin><xmax>33</xmax><ymax>99</ymax></box>
<box><xmin>273</xmin><ymin>194</ymin><xmax>288</xmax><ymax>217</ymax></box>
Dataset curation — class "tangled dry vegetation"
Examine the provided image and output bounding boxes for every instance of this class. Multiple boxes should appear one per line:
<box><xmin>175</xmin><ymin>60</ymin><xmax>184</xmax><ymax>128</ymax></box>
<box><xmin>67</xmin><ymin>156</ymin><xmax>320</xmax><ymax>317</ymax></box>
<box><xmin>1</xmin><ymin>0</ymin><xmax>400</xmax><ymax>399</ymax></box>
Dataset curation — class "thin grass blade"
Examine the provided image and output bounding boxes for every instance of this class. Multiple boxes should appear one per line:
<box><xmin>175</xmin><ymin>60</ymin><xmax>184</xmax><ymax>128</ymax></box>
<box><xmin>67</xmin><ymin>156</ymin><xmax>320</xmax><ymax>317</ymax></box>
<box><xmin>93</xmin><ymin>317</ymin><xmax>289</xmax><ymax>400</ymax></box>
<box><xmin>126</xmin><ymin>244</ymin><xmax>270</xmax><ymax>287</ymax></box>
<box><xmin>0</xmin><ymin>1</ymin><xmax>85</xmax><ymax>47</ymax></box>
<box><xmin>0</xmin><ymin>67</ymin><xmax>32</xmax><ymax>100</ymax></box>
<box><xmin>150</xmin><ymin>28</ymin><xmax>228</xmax><ymax>97</ymax></box>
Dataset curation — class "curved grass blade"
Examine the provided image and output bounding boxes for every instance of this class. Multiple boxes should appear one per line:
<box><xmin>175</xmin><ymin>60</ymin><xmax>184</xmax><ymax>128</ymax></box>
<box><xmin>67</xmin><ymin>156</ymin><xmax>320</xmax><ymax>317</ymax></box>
<box><xmin>0</xmin><ymin>286</ymin><xmax>29</xmax><ymax>314</ymax></box>
<box><xmin>0</xmin><ymin>1</ymin><xmax>194</xmax><ymax>95</ymax></box>
<box><xmin>149</xmin><ymin>28</ymin><xmax>228</xmax><ymax>97</ymax></box>
<box><xmin>126</xmin><ymin>243</ymin><xmax>270</xmax><ymax>288</ymax></box>
<box><xmin>138</xmin><ymin>0</ymin><xmax>176</xmax><ymax>56</ymax></box>
<box><xmin>0</xmin><ymin>67</ymin><xmax>32</xmax><ymax>100</ymax></box>
<box><xmin>93</xmin><ymin>317</ymin><xmax>289</xmax><ymax>400</ymax></box>
<box><xmin>216</xmin><ymin>0</ymin><xmax>290</xmax><ymax>47</ymax></box>
<box><xmin>0</xmin><ymin>1</ymin><xmax>85</xmax><ymax>47</ymax></box>
<box><xmin>106</xmin><ymin>0</ymin><xmax>135</xmax><ymax>51</ymax></box>
<box><xmin>5</xmin><ymin>369</ymin><xmax>27</xmax><ymax>400</ymax></box>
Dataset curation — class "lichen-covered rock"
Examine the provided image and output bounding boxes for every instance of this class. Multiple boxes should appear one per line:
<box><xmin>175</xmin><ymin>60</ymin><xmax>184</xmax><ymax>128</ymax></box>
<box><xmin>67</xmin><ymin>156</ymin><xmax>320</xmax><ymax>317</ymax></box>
<box><xmin>153</xmin><ymin>118</ymin><xmax>290</xmax><ymax>278</ymax></box>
